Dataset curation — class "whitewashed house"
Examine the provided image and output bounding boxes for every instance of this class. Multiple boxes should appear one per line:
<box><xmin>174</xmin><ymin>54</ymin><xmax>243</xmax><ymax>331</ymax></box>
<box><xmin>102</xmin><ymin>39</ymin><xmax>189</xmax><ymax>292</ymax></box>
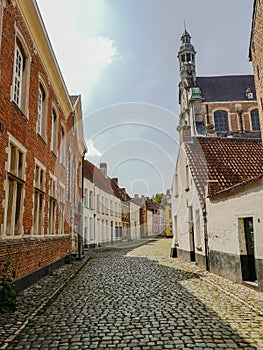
<box><xmin>83</xmin><ymin>161</ymin><xmax>122</xmax><ymax>247</ymax></box>
<box><xmin>129</xmin><ymin>201</ymin><xmax>140</xmax><ymax>241</ymax></box>
<box><xmin>171</xmin><ymin>137</ymin><xmax>263</xmax><ymax>291</ymax></box>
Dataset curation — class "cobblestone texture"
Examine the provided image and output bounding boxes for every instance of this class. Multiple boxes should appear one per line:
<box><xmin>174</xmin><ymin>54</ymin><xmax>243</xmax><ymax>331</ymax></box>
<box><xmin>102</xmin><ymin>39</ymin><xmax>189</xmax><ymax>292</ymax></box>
<box><xmin>1</xmin><ymin>238</ymin><xmax>263</xmax><ymax>349</ymax></box>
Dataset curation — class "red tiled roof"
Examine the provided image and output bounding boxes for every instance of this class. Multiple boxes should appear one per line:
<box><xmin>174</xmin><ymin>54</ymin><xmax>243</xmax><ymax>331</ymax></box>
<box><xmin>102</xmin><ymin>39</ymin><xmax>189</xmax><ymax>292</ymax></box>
<box><xmin>83</xmin><ymin>160</ymin><xmax>125</xmax><ymax>200</ymax></box>
<box><xmin>83</xmin><ymin>160</ymin><xmax>114</xmax><ymax>196</ymax></box>
<box><xmin>185</xmin><ymin>137</ymin><xmax>263</xmax><ymax>199</ymax></box>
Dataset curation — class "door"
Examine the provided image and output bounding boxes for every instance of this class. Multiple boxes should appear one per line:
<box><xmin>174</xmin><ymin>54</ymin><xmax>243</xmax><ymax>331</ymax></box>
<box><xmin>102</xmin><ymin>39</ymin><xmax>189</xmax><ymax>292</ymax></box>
<box><xmin>242</xmin><ymin>217</ymin><xmax>257</xmax><ymax>282</ymax></box>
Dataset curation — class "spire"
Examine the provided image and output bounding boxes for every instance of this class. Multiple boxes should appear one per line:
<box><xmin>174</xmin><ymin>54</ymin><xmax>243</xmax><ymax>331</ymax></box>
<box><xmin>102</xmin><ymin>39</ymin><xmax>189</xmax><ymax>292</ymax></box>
<box><xmin>178</xmin><ymin>27</ymin><xmax>196</xmax><ymax>85</ymax></box>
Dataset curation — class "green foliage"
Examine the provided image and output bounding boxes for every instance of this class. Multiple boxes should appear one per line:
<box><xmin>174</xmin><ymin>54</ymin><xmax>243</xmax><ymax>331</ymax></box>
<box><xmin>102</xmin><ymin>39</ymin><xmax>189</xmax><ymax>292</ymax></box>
<box><xmin>0</xmin><ymin>260</ymin><xmax>18</xmax><ymax>313</ymax></box>
<box><xmin>151</xmin><ymin>193</ymin><xmax>165</xmax><ymax>207</ymax></box>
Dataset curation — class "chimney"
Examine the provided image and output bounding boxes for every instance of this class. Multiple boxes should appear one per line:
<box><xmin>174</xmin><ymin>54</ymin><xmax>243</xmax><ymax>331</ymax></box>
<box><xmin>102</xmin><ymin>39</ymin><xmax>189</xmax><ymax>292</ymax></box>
<box><xmin>100</xmin><ymin>163</ymin><xmax>107</xmax><ymax>177</ymax></box>
<box><xmin>134</xmin><ymin>194</ymin><xmax>139</xmax><ymax>199</ymax></box>
<box><xmin>166</xmin><ymin>189</ymin><xmax>171</xmax><ymax>196</ymax></box>
<box><xmin>112</xmin><ymin>177</ymin><xmax>118</xmax><ymax>185</ymax></box>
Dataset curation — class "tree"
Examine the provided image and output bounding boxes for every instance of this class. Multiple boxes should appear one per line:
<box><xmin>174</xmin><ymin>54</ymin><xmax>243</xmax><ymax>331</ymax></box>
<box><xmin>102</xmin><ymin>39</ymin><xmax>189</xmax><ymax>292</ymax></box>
<box><xmin>151</xmin><ymin>193</ymin><xmax>165</xmax><ymax>207</ymax></box>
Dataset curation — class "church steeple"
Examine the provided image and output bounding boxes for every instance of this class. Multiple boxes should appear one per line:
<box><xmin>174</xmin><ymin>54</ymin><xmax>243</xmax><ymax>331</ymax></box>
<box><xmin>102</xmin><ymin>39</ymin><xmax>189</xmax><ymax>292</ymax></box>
<box><xmin>178</xmin><ymin>27</ymin><xmax>196</xmax><ymax>86</ymax></box>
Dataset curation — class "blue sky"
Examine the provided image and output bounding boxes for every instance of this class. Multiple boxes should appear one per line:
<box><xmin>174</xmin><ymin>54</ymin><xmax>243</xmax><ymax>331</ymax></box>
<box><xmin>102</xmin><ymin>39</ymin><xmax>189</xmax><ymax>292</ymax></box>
<box><xmin>37</xmin><ymin>0</ymin><xmax>254</xmax><ymax>196</ymax></box>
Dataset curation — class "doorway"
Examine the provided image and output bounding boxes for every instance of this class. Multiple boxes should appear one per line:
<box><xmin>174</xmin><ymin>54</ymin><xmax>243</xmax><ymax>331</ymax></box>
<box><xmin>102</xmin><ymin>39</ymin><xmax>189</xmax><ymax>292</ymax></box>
<box><xmin>241</xmin><ymin>217</ymin><xmax>257</xmax><ymax>282</ymax></box>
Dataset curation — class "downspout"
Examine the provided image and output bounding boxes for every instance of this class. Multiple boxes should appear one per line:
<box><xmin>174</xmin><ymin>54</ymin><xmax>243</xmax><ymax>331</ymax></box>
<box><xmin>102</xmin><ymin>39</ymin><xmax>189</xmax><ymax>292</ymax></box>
<box><xmin>202</xmin><ymin>202</ymin><xmax>210</xmax><ymax>271</ymax></box>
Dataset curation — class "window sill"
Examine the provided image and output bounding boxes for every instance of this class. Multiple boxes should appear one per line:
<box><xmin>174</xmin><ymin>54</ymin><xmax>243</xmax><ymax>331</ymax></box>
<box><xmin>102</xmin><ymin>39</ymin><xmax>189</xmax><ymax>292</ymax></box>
<box><xmin>12</xmin><ymin>101</ymin><xmax>28</xmax><ymax>122</ymax></box>
<box><xmin>37</xmin><ymin>132</ymin><xmax>47</xmax><ymax>145</ymax></box>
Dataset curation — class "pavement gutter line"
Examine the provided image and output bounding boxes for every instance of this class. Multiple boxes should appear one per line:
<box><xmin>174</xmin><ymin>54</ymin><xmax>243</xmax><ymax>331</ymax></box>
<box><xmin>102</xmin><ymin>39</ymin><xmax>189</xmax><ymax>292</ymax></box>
<box><xmin>0</xmin><ymin>257</ymin><xmax>92</xmax><ymax>350</ymax></box>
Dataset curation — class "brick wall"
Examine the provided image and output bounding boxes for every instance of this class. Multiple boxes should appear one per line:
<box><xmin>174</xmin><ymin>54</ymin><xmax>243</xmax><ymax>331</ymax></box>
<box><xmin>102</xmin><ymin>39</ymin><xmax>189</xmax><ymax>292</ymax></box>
<box><xmin>0</xmin><ymin>1</ymin><xmax>84</xmax><ymax>285</ymax></box>
<box><xmin>202</xmin><ymin>101</ymin><xmax>258</xmax><ymax>133</ymax></box>
<box><xmin>250</xmin><ymin>0</ymin><xmax>263</xmax><ymax>141</ymax></box>
<box><xmin>0</xmin><ymin>236</ymin><xmax>71</xmax><ymax>280</ymax></box>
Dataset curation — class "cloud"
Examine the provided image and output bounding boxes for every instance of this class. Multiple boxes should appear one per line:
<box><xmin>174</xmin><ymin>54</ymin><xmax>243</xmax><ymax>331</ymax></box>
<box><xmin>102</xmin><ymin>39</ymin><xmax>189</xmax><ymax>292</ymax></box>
<box><xmin>85</xmin><ymin>139</ymin><xmax>102</xmax><ymax>158</ymax></box>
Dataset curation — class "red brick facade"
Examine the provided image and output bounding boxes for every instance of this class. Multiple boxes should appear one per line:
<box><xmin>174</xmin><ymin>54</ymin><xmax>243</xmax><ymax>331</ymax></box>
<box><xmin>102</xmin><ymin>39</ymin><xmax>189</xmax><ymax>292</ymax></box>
<box><xmin>203</xmin><ymin>101</ymin><xmax>259</xmax><ymax>133</ymax></box>
<box><xmin>0</xmin><ymin>1</ymin><xmax>86</xmax><ymax>287</ymax></box>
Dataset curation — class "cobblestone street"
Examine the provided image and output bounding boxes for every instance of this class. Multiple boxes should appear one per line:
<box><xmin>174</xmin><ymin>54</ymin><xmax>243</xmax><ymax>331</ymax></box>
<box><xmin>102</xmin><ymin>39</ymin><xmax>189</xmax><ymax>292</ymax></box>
<box><xmin>2</xmin><ymin>239</ymin><xmax>263</xmax><ymax>349</ymax></box>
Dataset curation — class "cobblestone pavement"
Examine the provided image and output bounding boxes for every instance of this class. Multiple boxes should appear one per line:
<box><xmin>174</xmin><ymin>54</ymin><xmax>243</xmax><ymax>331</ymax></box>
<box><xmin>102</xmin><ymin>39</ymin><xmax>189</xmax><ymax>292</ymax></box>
<box><xmin>2</xmin><ymin>238</ymin><xmax>263</xmax><ymax>349</ymax></box>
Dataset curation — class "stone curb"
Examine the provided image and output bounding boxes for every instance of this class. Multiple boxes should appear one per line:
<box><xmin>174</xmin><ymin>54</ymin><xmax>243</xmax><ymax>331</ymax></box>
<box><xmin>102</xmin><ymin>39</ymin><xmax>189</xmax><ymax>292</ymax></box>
<box><xmin>0</xmin><ymin>256</ymin><xmax>91</xmax><ymax>350</ymax></box>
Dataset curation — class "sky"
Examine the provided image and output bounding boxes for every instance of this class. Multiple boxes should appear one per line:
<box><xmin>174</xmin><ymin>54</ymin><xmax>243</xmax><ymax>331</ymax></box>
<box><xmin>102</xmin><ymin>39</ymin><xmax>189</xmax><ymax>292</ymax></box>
<box><xmin>37</xmin><ymin>0</ymin><xmax>254</xmax><ymax>197</ymax></box>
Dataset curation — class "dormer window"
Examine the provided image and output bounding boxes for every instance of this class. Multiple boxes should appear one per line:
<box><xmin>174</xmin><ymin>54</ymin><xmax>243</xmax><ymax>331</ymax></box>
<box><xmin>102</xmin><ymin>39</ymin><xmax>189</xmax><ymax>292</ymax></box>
<box><xmin>245</xmin><ymin>88</ymin><xmax>254</xmax><ymax>99</ymax></box>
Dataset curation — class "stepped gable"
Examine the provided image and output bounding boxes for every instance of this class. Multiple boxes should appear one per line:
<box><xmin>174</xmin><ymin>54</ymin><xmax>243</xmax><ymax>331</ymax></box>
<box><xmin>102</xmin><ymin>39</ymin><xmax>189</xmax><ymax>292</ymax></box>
<box><xmin>185</xmin><ymin>137</ymin><xmax>263</xmax><ymax>200</ymax></box>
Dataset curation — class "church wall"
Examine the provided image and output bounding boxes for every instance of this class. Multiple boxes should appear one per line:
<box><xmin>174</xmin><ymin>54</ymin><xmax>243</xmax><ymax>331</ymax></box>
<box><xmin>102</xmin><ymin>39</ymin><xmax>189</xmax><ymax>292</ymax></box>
<box><xmin>201</xmin><ymin>101</ymin><xmax>259</xmax><ymax>134</ymax></box>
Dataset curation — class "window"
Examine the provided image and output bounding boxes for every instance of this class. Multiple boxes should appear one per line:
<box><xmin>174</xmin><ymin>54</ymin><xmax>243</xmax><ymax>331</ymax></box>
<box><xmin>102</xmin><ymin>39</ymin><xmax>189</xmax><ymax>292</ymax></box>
<box><xmin>214</xmin><ymin>110</ymin><xmax>229</xmax><ymax>132</ymax></box>
<box><xmin>66</xmin><ymin>150</ymin><xmax>71</xmax><ymax>202</ymax></box>
<box><xmin>6</xmin><ymin>141</ymin><xmax>26</xmax><ymax>236</ymax></box>
<box><xmin>48</xmin><ymin>175</ymin><xmax>56</xmax><ymax>234</ymax></box>
<box><xmin>97</xmin><ymin>195</ymin><xmax>100</xmax><ymax>213</ymax></box>
<box><xmin>37</xmin><ymin>81</ymin><xmax>48</xmax><ymax>139</ymax></box>
<box><xmin>51</xmin><ymin>108</ymin><xmax>58</xmax><ymax>154</ymax></box>
<box><xmin>12</xmin><ymin>35</ymin><xmax>30</xmax><ymax>115</ymax></box>
<box><xmin>250</xmin><ymin>109</ymin><xmax>260</xmax><ymax>131</ymax></box>
<box><xmin>73</xmin><ymin>158</ymin><xmax>76</xmax><ymax>206</ymax></box>
<box><xmin>89</xmin><ymin>191</ymin><xmax>93</xmax><ymax>209</ymax></box>
<box><xmin>105</xmin><ymin>199</ymin><xmax>109</xmax><ymax>215</ymax></box>
<box><xmin>84</xmin><ymin>189</ymin><xmax>89</xmax><ymax>208</ymax></box>
<box><xmin>60</xmin><ymin>125</ymin><xmax>66</xmax><ymax>165</ymax></box>
<box><xmin>58</xmin><ymin>185</ymin><xmax>65</xmax><ymax>234</ymax></box>
<box><xmin>33</xmin><ymin>163</ymin><xmax>45</xmax><ymax>235</ymax></box>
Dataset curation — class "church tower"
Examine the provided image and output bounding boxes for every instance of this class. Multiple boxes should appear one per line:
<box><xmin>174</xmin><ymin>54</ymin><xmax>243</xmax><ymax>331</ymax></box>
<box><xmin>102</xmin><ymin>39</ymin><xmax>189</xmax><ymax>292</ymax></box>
<box><xmin>177</xmin><ymin>28</ymin><xmax>203</xmax><ymax>143</ymax></box>
<box><xmin>178</xmin><ymin>28</ymin><xmax>197</xmax><ymax>85</ymax></box>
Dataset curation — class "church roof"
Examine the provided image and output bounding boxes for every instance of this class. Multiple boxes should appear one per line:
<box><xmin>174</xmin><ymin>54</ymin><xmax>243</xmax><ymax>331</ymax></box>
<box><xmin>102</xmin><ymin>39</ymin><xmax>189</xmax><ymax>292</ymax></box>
<box><xmin>196</xmin><ymin>75</ymin><xmax>256</xmax><ymax>102</ymax></box>
<box><xmin>184</xmin><ymin>137</ymin><xmax>263</xmax><ymax>200</ymax></box>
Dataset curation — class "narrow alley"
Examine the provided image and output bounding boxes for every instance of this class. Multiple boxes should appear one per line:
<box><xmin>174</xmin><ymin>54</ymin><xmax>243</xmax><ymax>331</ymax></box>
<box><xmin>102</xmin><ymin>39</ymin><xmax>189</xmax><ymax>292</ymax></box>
<box><xmin>2</xmin><ymin>239</ymin><xmax>263</xmax><ymax>349</ymax></box>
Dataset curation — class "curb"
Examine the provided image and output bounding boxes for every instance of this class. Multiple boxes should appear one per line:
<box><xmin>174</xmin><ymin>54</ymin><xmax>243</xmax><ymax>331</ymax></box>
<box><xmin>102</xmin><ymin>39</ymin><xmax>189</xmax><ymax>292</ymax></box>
<box><xmin>0</xmin><ymin>257</ymin><xmax>91</xmax><ymax>350</ymax></box>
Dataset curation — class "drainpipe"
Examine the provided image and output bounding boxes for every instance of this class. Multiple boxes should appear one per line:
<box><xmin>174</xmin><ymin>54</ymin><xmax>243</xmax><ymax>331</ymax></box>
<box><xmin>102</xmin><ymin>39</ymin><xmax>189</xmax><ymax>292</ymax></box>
<box><xmin>202</xmin><ymin>202</ymin><xmax>210</xmax><ymax>271</ymax></box>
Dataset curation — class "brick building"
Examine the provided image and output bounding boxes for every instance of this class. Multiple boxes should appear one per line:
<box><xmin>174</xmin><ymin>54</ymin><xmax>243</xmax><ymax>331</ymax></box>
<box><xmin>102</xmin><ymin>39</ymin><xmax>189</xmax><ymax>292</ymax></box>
<box><xmin>0</xmin><ymin>0</ymin><xmax>86</xmax><ymax>290</ymax></box>
<box><xmin>178</xmin><ymin>29</ymin><xmax>260</xmax><ymax>143</ymax></box>
<box><xmin>249</xmin><ymin>0</ymin><xmax>263</xmax><ymax>141</ymax></box>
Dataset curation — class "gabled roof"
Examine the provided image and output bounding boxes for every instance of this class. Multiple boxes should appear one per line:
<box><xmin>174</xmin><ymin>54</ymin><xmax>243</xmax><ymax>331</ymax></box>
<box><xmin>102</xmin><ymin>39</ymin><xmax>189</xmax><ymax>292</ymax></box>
<box><xmin>83</xmin><ymin>160</ymin><xmax>128</xmax><ymax>201</ymax></box>
<box><xmin>196</xmin><ymin>75</ymin><xmax>256</xmax><ymax>102</ymax></box>
<box><xmin>184</xmin><ymin>137</ymin><xmax>263</xmax><ymax>200</ymax></box>
<box><xmin>130</xmin><ymin>197</ymin><xmax>160</xmax><ymax>212</ymax></box>
<box><xmin>83</xmin><ymin>160</ymin><xmax>114</xmax><ymax>196</ymax></box>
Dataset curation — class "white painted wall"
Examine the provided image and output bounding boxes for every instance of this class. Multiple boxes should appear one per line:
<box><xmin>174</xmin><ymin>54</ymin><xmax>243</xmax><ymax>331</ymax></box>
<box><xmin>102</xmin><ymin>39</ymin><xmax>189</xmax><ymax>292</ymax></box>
<box><xmin>130</xmin><ymin>201</ymin><xmax>140</xmax><ymax>240</ymax></box>
<box><xmin>83</xmin><ymin>178</ymin><xmax>122</xmax><ymax>247</ymax></box>
<box><xmin>206</xmin><ymin>178</ymin><xmax>263</xmax><ymax>259</ymax></box>
<box><xmin>171</xmin><ymin>144</ymin><xmax>205</xmax><ymax>256</ymax></box>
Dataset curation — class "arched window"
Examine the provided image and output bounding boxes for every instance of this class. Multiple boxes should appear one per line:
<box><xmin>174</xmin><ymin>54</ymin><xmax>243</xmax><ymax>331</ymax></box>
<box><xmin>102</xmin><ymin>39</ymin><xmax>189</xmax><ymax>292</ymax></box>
<box><xmin>250</xmin><ymin>109</ymin><xmax>260</xmax><ymax>131</ymax></box>
<box><xmin>214</xmin><ymin>110</ymin><xmax>229</xmax><ymax>132</ymax></box>
<box><xmin>37</xmin><ymin>81</ymin><xmax>48</xmax><ymax>139</ymax></box>
<box><xmin>12</xmin><ymin>34</ymin><xmax>31</xmax><ymax>116</ymax></box>
<box><xmin>51</xmin><ymin>107</ymin><xmax>58</xmax><ymax>154</ymax></box>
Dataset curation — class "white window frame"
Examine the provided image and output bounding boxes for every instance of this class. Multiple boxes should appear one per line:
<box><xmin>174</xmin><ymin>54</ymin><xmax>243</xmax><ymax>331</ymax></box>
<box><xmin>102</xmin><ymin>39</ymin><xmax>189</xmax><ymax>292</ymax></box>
<box><xmin>11</xmin><ymin>28</ymin><xmax>31</xmax><ymax>117</ymax></box>
<box><xmin>4</xmin><ymin>134</ymin><xmax>27</xmax><ymax>238</ymax></box>
<box><xmin>33</xmin><ymin>160</ymin><xmax>46</xmax><ymax>235</ymax></box>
